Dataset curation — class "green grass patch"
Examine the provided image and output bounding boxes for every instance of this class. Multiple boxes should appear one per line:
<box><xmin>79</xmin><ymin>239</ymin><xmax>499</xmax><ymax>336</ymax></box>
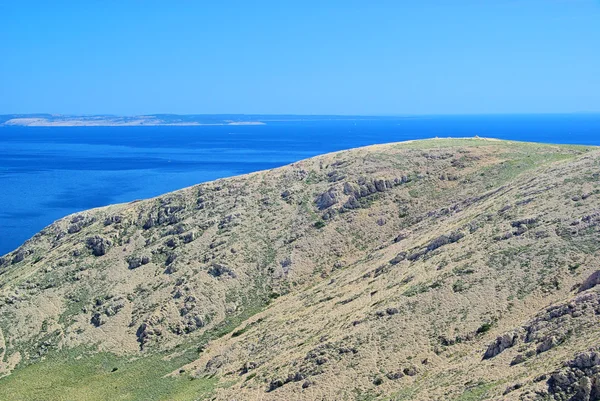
<box><xmin>0</xmin><ymin>350</ymin><xmax>217</xmax><ymax>401</ymax></box>
<box><xmin>472</xmin><ymin>148</ymin><xmax>582</xmax><ymax>189</ymax></box>
<box><xmin>403</xmin><ymin>282</ymin><xmax>430</xmax><ymax>297</ymax></box>
<box><xmin>457</xmin><ymin>380</ymin><xmax>496</xmax><ymax>401</ymax></box>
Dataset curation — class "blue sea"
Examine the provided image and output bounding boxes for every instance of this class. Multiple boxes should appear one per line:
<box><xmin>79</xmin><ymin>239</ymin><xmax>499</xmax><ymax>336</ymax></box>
<box><xmin>1</xmin><ymin>114</ymin><xmax>599</xmax><ymax>255</ymax></box>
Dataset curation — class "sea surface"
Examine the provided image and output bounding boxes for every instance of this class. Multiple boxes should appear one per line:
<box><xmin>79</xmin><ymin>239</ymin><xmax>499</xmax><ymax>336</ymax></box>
<box><xmin>1</xmin><ymin>114</ymin><xmax>599</xmax><ymax>255</ymax></box>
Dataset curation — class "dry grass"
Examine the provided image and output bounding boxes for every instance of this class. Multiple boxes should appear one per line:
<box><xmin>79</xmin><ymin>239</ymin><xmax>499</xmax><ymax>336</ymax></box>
<box><xmin>1</xmin><ymin>138</ymin><xmax>599</xmax><ymax>400</ymax></box>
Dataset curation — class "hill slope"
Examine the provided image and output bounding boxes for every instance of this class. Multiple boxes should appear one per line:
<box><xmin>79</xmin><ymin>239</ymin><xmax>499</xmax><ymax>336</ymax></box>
<box><xmin>1</xmin><ymin>138</ymin><xmax>600</xmax><ymax>401</ymax></box>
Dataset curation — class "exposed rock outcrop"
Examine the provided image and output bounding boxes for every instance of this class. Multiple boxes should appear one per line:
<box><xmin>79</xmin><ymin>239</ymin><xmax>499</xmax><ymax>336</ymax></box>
<box><xmin>483</xmin><ymin>333</ymin><xmax>519</xmax><ymax>359</ymax></box>
<box><xmin>547</xmin><ymin>348</ymin><xmax>600</xmax><ymax>401</ymax></box>
<box><xmin>315</xmin><ymin>189</ymin><xmax>338</xmax><ymax>210</ymax></box>
<box><xmin>86</xmin><ymin>236</ymin><xmax>111</xmax><ymax>256</ymax></box>
<box><xmin>127</xmin><ymin>256</ymin><xmax>150</xmax><ymax>269</ymax></box>
<box><xmin>579</xmin><ymin>270</ymin><xmax>600</xmax><ymax>293</ymax></box>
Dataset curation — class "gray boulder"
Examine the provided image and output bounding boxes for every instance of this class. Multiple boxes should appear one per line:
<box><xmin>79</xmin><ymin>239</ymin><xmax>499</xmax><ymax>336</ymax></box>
<box><xmin>483</xmin><ymin>333</ymin><xmax>518</xmax><ymax>359</ymax></box>
<box><xmin>128</xmin><ymin>256</ymin><xmax>150</xmax><ymax>269</ymax></box>
<box><xmin>579</xmin><ymin>270</ymin><xmax>600</xmax><ymax>292</ymax></box>
<box><xmin>315</xmin><ymin>189</ymin><xmax>338</xmax><ymax>210</ymax></box>
<box><xmin>86</xmin><ymin>236</ymin><xmax>110</xmax><ymax>256</ymax></box>
<box><xmin>208</xmin><ymin>263</ymin><xmax>236</xmax><ymax>278</ymax></box>
<box><xmin>11</xmin><ymin>249</ymin><xmax>26</xmax><ymax>264</ymax></box>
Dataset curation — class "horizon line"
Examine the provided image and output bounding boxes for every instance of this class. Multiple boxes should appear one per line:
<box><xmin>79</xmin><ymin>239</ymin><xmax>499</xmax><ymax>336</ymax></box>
<box><xmin>2</xmin><ymin>111</ymin><xmax>600</xmax><ymax>118</ymax></box>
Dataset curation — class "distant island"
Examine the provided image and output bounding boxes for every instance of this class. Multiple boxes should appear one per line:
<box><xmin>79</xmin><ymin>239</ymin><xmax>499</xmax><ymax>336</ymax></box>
<box><xmin>0</xmin><ymin>114</ymin><xmax>267</xmax><ymax>127</ymax></box>
<box><xmin>0</xmin><ymin>114</ymin><xmax>419</xmax><ymax>127</ymax></box>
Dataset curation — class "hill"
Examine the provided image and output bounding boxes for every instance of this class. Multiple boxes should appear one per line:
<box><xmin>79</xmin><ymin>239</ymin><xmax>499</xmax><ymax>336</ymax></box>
<box><xmin>1</xmin><ymin>138</ymin><xmax>599</xmax><ymax>401</ymax></box>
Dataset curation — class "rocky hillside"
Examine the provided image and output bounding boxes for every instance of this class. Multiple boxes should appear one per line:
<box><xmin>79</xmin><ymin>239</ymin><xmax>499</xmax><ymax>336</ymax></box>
<box><xmin>1</xmin><ymin>138</ymin><xmax>599</xmax><ymax>401</ymax></box>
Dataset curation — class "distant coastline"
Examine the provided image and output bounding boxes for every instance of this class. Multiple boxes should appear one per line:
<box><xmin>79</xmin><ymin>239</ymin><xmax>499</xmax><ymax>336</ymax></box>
<box><xmin>0</xmin><ymin>113</ymin><xmax>416</xmax><ymax>127</ymax></box>
<box><xmin>1</xmin><ymin>116</ymin><xmax>266</xmax><ymax>127</ymax></box>
<box><xmin>2</xmin><ymin>113</ymin><xmax>599</xmax><ymax>127</ymax></box>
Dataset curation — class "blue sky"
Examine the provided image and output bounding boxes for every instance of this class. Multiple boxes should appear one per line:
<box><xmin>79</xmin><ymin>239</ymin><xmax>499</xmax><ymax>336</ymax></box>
<box><xmin>1</xmin><ymin>1</ymin><xmax>599</xmax><ymax>115</ymax></box>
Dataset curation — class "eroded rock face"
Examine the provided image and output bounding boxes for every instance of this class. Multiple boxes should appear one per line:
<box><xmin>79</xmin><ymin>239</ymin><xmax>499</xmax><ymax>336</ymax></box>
<box><xmin>343</xmin><ymin>196</ymin><xmax>361</xmax><ymax>210</ymax></box>
<box><xmin>579</xmin><ymin>271</ymin><xmax>600</xmax><ymax>293</ymax></box>
<box><xmin>389</xmin><ymin>252</ymin><xmax>407</xmax><ymax>265</ymax></box>
<box><xmin>327</xmin><ymin>170</ymin><xmax>346</xmax><ymax>183</ymax></box>
<box><xmin>174</xmin><ymin>314</ymin><xmax>205</xmax><ymax>335</ymax></box>
<box><xmin>103</xmin><ymin>215</ymin><xmax>122</xmax><ymax>226</ymax></box>
<box><xmin>90</xmin><ymin>298</ymin><xmax>125</xmax><ymax>327</ymax></box>
<box><xmin>180</xmin><ymin>231</ymin><xmax>196</xmax><ymax>244</ymax></box>
<box><xmin>523</xmin><ymin>291</ymin><xmax>600</xmax><ymax>347</ymax></box>
<box><xmin>142</xmin><ymin>216</ymin><xmax>156</xmax><ymax>230</ymax></box>
<box><xmin>547</xmin><ymin>348</ymin><xmax>600</xmax><ymax>401</ymax></box>
<box><xmin>127</xmin><ymin>256</ymin><xmax>150</xmax><ymax>270</ymax></box>
<box><xmin>67</xmin><ymin>215</ymin><xmax>95</xmax><ymax>234</ymax></box>
<box><xmin>315</xmin><ymin>189</ymin><xmax>338</xmax><ymax>210</ymax></box>
<box><xmin>11</xmin><ymin>249</ymin><xmax>27</xmax><ymax>264</ymax></box>
<box><xmin>483</xmin><ymin>333</ymin><xmax>519</xmax><ymax>359</ymax></box>
<box><xmin>511</xmin><ymin>217</ymin><xmax>539</xmax><ymax>228</ymax></box>
<box><xmin>537</xmin><ymin>336</ymin><xmax>561</xmax><ymax>354</ymax></box>
<box><xmin>406</xmin><ymin>231</ymin><xmax>466</xmax><ymax>262</ymax></box>
<box><xmin>165</xmin><ymin>253</ymin><xmax>177</xmax><ymax>266</ymax></box>
<box><xmin>205</xmin><ymin>355</ymin><xmax>225</xmax><ymax>376</ymax></box>
<box><xmin>343</xmin><ymin>182</ymin><xmax>360</xmax><ymax>196</ymax></box>
<box><xmin>85</xmin><ymin>236</ymin><xmax>111</xmax><ymax>256</ymax></box>
<box><xmin>136</xmin><ymin>315</ymin><xmax>164</xmax><ymax>349</ymax></box>
<box><xmin>141</xmin><ymin>204</ymin><xmax>186</xmax><ymax>229</ymax></box>
<box><xmin>158</xmin><ymin>204</ymin><xmax>185</xmax><ymax>225</ymax></box>
<box><xmin>482</xmin><ymin>290</ymin><xmax>600</xmax><ymax>360</ymax></box>
<box><xmin>315</xmin><ymin>176</ymin><xmax>409</xmax><ymax>215</ymax></box>
<box><xmin>165</xmin><ymin>237</ymin><xmax>178</xmax><ymax>249</ymax></box>
<box><xmin>90</xmin><ymin>312</ymin><xmax>105</xmax><ymax>327</ymax></box>
<box><xmin>341</xmin><ymin>177</ymin><xmax>406</xmax><ymax>209</ymax></box>
<box><xmin>208</xmin><ymin>263</ymin><xmax>236</xmax><ymax>278</ymax></box>
<box><xmin>426</xmin><ymin>232</ymin><xmax>465</xmax><ymax>252</ymax></box>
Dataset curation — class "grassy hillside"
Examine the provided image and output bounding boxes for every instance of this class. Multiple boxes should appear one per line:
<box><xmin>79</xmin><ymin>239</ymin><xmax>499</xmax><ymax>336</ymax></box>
<box><xmin>1</xmin><ymin>138</ymin><xmax>599</xmax><ymax>400</ymax></box>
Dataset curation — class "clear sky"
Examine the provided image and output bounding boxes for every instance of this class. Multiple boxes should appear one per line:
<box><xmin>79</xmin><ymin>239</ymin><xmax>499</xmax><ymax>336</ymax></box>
<box><xmin>1</xmin><ymin>0</ymin><xmax>599</xmax><ymax>115</ymax></box>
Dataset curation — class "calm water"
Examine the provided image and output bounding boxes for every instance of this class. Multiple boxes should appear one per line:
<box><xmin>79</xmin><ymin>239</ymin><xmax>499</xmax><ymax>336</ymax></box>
<box><xmin>1</xmin><ymin>114</ymin><xmax>599</xmax><ymax>255</ymax></box>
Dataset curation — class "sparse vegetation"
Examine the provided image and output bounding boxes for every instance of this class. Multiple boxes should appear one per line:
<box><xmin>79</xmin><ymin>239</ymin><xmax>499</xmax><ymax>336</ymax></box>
<box><xmin>1</xmin><ymin>138</ymin><xmax>599</xmax><ymax>400</ymax></box>
<box><xmin>313</xmin><ymin>220</ymin><xmax>326</xmax><ymax>229</ymax></box>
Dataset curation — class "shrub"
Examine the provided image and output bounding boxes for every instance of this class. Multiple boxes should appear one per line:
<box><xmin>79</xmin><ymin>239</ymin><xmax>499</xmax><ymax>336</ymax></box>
<box><xmin>452</xmin><ymin>279</ymin><xmax>467</xmax><ymax>292</ymax></box>
<box><xmin>231</xmin><ymin>327</ymin><xmax>248</xmax><ymax>337</ymax></box>
<box><xmin>476</xmin><ymin>323</ymin><xmax>493</xmax><ymax>334</ymax></box>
